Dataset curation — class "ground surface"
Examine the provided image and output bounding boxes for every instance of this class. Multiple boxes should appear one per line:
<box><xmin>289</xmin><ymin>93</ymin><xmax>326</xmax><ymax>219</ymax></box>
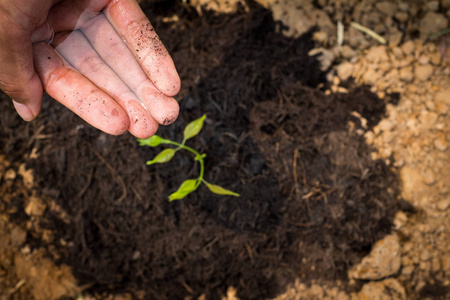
<box><xmin>0</xmin><ymin>0</ymin><xmax>449</xmax><ymax>300</ymax></box>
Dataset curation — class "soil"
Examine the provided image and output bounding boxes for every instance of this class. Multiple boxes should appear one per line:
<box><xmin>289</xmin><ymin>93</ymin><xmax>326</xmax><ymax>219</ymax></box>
<box><xmin>0</xmin><ymin>1</ymin><xmax>449</xmax><ymax>300</ymax></box>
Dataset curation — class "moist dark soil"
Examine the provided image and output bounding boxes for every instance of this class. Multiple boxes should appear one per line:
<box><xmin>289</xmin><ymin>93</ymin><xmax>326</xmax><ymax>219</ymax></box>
<box><xmin>0</xmin><ymin>1</ymin><xmax>411</xmax><ymax>299</ymax></box>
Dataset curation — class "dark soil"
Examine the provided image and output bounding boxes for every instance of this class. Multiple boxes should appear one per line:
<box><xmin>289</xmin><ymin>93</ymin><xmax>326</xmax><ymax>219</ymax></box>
<box><xmin>0</xmin><ymin>1</ymin><xmax>411</xmax><ymax>299</ymax></box>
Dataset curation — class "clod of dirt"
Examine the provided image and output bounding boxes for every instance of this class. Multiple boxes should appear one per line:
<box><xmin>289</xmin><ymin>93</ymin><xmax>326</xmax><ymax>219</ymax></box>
<box><xmin>349</xmin><ymin>233</ymin><xmax>401</xmax><ymax>280</ymax></box>
<box><xmin>419</xmin><ymin>12</ymin><xmax>448</xmax><ymax>38</ymax></box>
<box><xmin>358</xmin><ymin>278</ymin><xmax>406</xmax><ymax>300</ymax></box>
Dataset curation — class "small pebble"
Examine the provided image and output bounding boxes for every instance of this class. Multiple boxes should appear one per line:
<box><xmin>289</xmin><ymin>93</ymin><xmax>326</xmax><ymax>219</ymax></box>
<box><xmin>420</xmin><ymin>249</ymin><xmax>431</xmax><ymax>261</ymax></box>
<box><xmin>425</xmin><ymin>1</ymin><xmax>439</xmax><ymax>12</ymax></box>
<box><xmin>313</xmin><ymin>31</ymin><xmax>328</xmax><ymax>44</ymax></box>
<box><xmin>414</xmin><ymin>64</ymin><xmax>433</xmax><ymax>81</ymax></box>
<box><xmin>4</xmin><ymin>169</ymin><xmax>16</xmax><ymax>181</ymax></box>
<box><xmin>422</xmin><ymin>169</ymin><xmax>436</xmax><ymax>185</ymax></box>
<box><xmin>376</xmin><ymin>2</ymin><xmax>398</xmax><ymax>16</ymax></box>
<box><xmin>401</xmin><ymin>40</ymin><xmax>415</xmax><ymax>55</ymax></box>
<box><xmin>402</xmin><ymin>265</ymin><xmax>414</xmax><ymax>276</ymax></box>
<box><xmin>395</xmin><ymin>11</ymin><xmax>409</xmax><ymax>22</ymax></box>
<box><xmin>420</xmin><ymin>12</ymin><xmax>448</xmax><ymax>38</ymax></box>
<box><xmin>398</xmin><ymin>2</ymin><xmax>409</xmax><ymax>11</ymax></box>
<box><xmin>340</xmin><ymin>45</ymin><xmax>357</xmax><ymax>59</ymax></box>
<box><xmin>436</xmin><ymin>199</ymin><xmax>449</xmax><ymax>211</ymax></box>
<box><xmin>418</xmin><ymin>55</ymin><xmax>430</xmax><ymax>65</ymax></box>
<box><xmin>399</xmin><ymin>66</ymin><xmax>414</xmax><ymax>82</ymax></box>
<box><xmin>432</xmin><ymin>256</ymin><xmax>441</xmax><ymax>272</ymax></box>
<box><xmin>434</xmin><ymin>133</ymin><xmax>448</xmax><ymax>151</ymax></box>
<box><xmin>430</xmin><ymin>52</ymin><xmax>442</xmax><ymax>65</ymax></box>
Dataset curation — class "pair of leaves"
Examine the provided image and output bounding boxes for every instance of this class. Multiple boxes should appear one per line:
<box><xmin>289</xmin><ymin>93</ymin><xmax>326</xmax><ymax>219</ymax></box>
<box><xmin>169</xmin><ymin>179</ymin><xmax>240</xmax><ymax>201</ymax></box>
<box><xmin>139</xmin><ymin>114</ymin><xmax>206</xmax><ymax>165</ymax></box>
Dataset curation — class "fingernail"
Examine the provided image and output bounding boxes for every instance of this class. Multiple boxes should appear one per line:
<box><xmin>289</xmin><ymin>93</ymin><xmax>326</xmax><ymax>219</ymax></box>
<box><xmin>31</xmin><ymin>22</ymin><xmax>54</xmax><ymax>44</ymax></box>
<box><xmin>12</xmin><ymin>100</ymin><xmax>35</xmax><ymax>121</ymax></box>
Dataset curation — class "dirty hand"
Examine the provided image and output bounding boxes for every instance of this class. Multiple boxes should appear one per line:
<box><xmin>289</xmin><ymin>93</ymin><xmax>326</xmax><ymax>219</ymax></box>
<box><xmin>0</xmin><ymin>0</ymin><xmax>180</xmax><ymax>138</ymax></box>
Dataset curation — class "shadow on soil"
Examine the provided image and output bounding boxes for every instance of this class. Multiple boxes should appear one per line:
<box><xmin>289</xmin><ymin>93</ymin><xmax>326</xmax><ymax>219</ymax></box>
<box><xmin>0</xmin><ymin>1</ymin><xmax>412</xmax><ymax>299</ymax></box>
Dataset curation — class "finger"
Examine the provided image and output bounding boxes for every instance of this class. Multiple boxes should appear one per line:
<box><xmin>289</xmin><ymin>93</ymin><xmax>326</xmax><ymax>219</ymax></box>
<box><xmin>81</xmin><ymin>14</ymin><xmax>179</xmax><ymax>125</ymax></box>
<box><xmin>31</xmin><ymin>22</ymin><xmax>54</xmax><ymax>43</ymax></box>
<box><xmin>0</xmin><ymin>21</ymin><xmax>43</xmax><ymax>120</ymax></box>
<box><xmin>33</xmin><ymin>43</ymin><xmax>129</xmax><ymax>135</ymax></box>
<box><xmin>104</xmin><ymin>0</ymin><xmax>181</xmax><ymax>96</ymax></box>
<box><xmin>53</xmin><ymin>30</ymin><xmax>158</xmax><ymax>138</ymax></box>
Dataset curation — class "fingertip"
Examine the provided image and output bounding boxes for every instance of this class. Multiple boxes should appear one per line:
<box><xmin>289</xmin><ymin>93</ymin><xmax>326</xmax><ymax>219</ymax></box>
<box><xmin>10</xmin><ymin>74</ymin><xmax>44</xmax><ymax>121</ymax></box>
<box><xmin>154</xmin><ymin>98</ymin><xmax>179</xmax><ymax>126</ymax></box>
<box><xmin>159</xmin><ymin>71</ymin><xmax>181</xmax><ymax>97</ymax></box>
<box><xmin>126</xmin><ymin>100</ymin><xmax>159</xmax><ymax>138</ymax></box>
<box><xmin>12</xmin><ymin>100</ymin><xmax>35</xmax><ymax>121</ymax></box>
<box><xmin>130</xmin><ymin>126</ymin><xmax>158</xmax><ymax>139</ymax></box>
<box><xmin>101</xmin><ymin>107</ymin><xmax>130</xmax><ymax>136</ymax></box>
<box><xmin>148</xmin><ymin>63</ymin><xmax>181</xmax><ymax>97</ymax></box>
<box><xmin>31</xmin><ymin>22</ymin><xmax>54</xmax><ymax>44</ymax></box>
<box><xmin>140</xmin><ymin>91</ymin><xmax>180</xmax><ymax>126</ymax></box>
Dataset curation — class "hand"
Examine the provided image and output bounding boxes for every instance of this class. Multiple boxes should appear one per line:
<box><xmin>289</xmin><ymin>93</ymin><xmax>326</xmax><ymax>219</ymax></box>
<box><xmin>0</xmin><ymin>0</ymin><xmax>181</xmax><ymax>138</ymax></box>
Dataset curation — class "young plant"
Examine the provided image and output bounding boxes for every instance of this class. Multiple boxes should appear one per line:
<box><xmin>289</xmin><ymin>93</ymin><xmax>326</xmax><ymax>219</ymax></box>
<box><xmin>138</xmin><ymin>115</ymin><xmax>240</xmax><ymax>201</ymax></box>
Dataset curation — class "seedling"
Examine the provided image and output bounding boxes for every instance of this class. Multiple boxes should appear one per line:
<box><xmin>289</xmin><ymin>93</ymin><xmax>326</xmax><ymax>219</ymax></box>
<box><xmin>138</xmin><ymin>115</ymin><xmax>240</xmax><ymax>201</ymax></box>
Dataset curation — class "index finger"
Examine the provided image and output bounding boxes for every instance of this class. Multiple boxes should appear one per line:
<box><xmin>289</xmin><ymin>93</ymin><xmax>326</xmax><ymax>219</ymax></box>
<box><xmin>104</xmin><ymin>0</ymin><xmax>181</xmax><ymax>96</ymax></box>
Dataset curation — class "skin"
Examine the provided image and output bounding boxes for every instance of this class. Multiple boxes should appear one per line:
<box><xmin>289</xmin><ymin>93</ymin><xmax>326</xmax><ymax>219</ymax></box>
<box><xmin>0</xmin><ymin>0</ymin><xmax>181</xmax><ymax>138</ymax></box>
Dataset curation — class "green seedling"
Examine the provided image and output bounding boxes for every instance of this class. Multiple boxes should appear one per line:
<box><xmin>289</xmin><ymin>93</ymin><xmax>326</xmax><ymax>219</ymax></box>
<box><xmin>138</xmin><ymin>115</ymin><xmax>240</xmax><ymax>201</ymax></box>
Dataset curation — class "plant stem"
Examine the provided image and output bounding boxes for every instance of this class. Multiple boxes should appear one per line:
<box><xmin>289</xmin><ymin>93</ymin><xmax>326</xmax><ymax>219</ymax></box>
<box><xmin>163</xmin><ymin>140</ymin><xmax>205</xmax><ymax>187</ymax></box>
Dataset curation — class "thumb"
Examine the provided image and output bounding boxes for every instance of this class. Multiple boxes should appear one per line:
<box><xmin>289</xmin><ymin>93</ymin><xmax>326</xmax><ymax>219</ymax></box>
<box><xmin>0</xmin><ymin>27</ymin><xmax>43</xmax><ymax>121</ymax></box>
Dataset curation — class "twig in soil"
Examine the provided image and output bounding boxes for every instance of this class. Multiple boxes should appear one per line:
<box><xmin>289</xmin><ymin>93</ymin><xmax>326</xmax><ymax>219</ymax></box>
<box><xmin>75</xmin><ymin>211</ymin><xmax>90</xmax><ymax>254</ymax></box>
<box><xmin>179</xmin><ymin>276</ymin><xmax>194</xmax><ymax>294</ymax></box>
<box><xmin>131</xmin><ymin>185</ymin><xmax>143</xmax><ymax>202</ymax></box>
<box><xmin>74</xmin><ymin>167</ymin><xmax>94</xmax><ymax>200</ymax></box>
<box><xmin>301</xmin><ymin>190</ymin><xmax>313</xmax><ymax>221</ymax></box>
<box><xmin>245</xmin><ymin>243</ymin><xmax>254</xmax><ymax>264</ymax></box>
<box><xmin>337</xmin><ymin>20</ymin><xmax>344</xmax><ymax>46</ymax></box>
<box><xmin>91</xmin><ymin>148</ymin><xmax>127</xmax><ymax>204</ymax></box>
<box><xmin>7</xmin><ymin>279</ymin><xmax>26</xmax><ymax>295</ymax></box>
<box><xmin>293</xmin><ymin>148</ymin><xmax>300</xmax><ymax>198</ymax></box>
<box><xmin>92</xmin><ymin>219</ymin><xmax>126</xmax><ymax>240</ymax></box>
<box><xmin>350</xmin><ymin>22</ymin><xmax>386</xmax><ymax>44</ymax></box>
<box><xmin>286</xmin><ymin>220</ymin><xmax>315</xmax><ymax>227</ymax></box>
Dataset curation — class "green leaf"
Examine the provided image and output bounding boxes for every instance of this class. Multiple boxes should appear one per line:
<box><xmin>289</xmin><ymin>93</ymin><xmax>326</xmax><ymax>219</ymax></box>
<box><xmin>183</xmin><ymin>114</ymin><xmax>206</xmax><ymax>141</ymax></box>
<box><xmin>203</xmin><ymin>181</ymin><xmax>240</xmax><ymax>197</ymax></box>
<box><xmin>169</xmin><ymin>179</ymin><xmax>198</xmax><ymax>201</ymax></box>
<box><xmin>138</xmin><ymin>135</ymin><xmax>168</xmax><ymax>147</ymax></box>
<box><xmin>146</xmin><ymin>148</ymin><xmax>176</xmax><ymax>165</ymax></box>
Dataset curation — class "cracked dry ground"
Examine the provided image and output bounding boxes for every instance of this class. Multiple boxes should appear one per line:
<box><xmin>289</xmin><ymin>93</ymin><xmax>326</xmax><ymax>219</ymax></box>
<box><xmin>0</xmin><ymin>1</ymin><xmax>449</xmax><ymax>300</ymax></box>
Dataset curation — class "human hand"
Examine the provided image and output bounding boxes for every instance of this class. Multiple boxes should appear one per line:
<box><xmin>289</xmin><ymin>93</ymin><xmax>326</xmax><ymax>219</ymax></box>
<box><xmin>0</xmin><ymin>0</ymin><xmax>180</xmax><ymax>138</ymax></box>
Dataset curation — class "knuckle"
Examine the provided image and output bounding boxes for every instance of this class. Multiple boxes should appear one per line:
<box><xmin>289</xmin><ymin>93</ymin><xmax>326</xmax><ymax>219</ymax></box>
<box><xmin>45</xmin><ymin>67</ymin><xmax>69</xmax><ymax>91</ymax></box>
<box><xmin>78</xmin><ymin>54</ymin><xmax>104</xmax><ymax>74</ymax></box>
